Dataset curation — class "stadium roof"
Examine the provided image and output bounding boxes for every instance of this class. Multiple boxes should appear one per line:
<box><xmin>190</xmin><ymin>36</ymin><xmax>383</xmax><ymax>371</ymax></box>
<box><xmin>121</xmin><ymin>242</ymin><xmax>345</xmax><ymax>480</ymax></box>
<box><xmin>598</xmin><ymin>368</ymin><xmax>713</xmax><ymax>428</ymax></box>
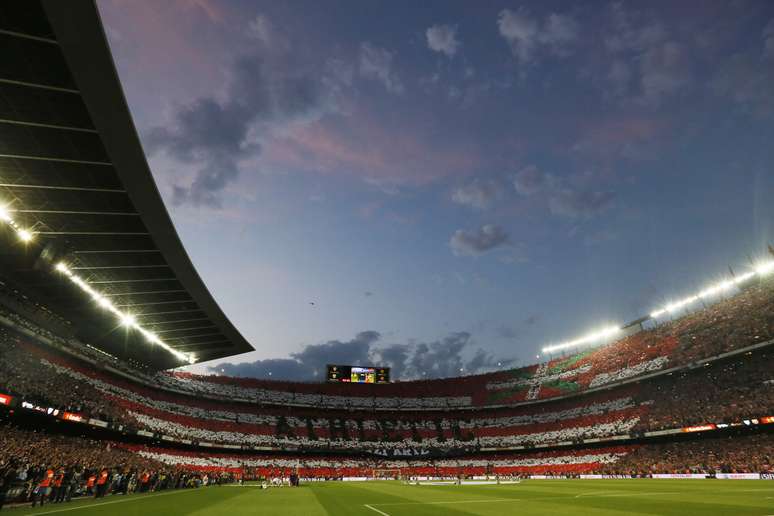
<box><xmin>0</xmin><ymin>0</ymin><xmax>254</xmax><ymax>370</ymax></box>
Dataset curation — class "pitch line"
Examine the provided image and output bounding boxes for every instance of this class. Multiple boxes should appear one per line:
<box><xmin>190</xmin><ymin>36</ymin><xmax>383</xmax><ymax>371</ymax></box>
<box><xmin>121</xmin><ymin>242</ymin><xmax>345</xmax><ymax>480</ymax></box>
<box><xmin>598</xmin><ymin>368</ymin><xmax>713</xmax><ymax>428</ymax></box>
<box><xmin>365</xmin><ymin>498</ymin><xmax>519</xmax><ymax>514</ymax></box>
<box><xmin>364</xmin><ymin>504</ymin><xmax>391</xmax><ymax>516</ymax></box>
<box><xmin>29</xmin><ymin>489</ymin><xmax>195</xmax><ymax>515</ymax></box>
<box><xmin>372</xmin><ymin>498</ymin><xmax>518</xmax><ymax>506</ymax></box>
<box><xmin>575</xmin><ymin>491</ymin><xmax>679</xmax><ymax>498</ymax></box>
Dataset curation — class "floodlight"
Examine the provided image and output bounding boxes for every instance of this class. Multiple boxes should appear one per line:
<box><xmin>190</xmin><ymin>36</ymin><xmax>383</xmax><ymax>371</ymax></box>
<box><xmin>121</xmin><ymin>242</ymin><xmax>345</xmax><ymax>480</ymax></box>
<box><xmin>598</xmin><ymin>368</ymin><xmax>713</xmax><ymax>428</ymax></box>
<box><xmin>119</xmin><ymin>313</ymin><xmax>136</xmax><ymax>328</ymax></box>
<box><xmin>17</xmin><ymin>229</ymin><xmax>33</xmax><ymax>242</ymax></box>
<box><xmin>754</xmin><ymin>261</ymin><xmax>774</xmax><ymax>276</ymax></box>
<box><xmin>0</xmin><ymin>206</ymin><xmax>10</xmax><ymax>223</ymax></box>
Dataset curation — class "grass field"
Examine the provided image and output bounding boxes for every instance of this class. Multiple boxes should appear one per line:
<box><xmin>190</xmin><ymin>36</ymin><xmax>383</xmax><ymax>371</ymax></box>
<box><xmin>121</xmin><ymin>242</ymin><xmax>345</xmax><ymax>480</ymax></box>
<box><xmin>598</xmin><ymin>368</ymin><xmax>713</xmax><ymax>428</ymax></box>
<box><xmin>10</xmin><ymin>480</ymin><xmax>774</xmax><ymax>516</ymax></box>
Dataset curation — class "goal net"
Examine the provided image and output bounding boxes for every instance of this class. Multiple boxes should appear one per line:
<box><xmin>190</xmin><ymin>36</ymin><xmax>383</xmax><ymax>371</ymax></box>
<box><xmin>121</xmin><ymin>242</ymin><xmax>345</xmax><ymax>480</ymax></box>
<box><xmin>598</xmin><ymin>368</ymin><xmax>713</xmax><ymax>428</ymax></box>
<box><xmin>372</xmin><ymin>468</ymin><xmax>402</xmax><ymax>480</ymax></box>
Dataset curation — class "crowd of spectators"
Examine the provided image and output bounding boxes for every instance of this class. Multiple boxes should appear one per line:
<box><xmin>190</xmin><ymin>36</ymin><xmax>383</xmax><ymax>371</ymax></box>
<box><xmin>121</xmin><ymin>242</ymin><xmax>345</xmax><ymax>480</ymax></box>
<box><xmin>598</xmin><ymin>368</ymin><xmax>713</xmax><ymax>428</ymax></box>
<box><xmin>125</xmin><ymin>444</ymin><xmax>633</xmax><ymax>478</ymax></box>
<box><xmin>2</xmin><ymin>278</ymin><xmax>773</xmax><ymax>417</ymax></box>
<box><xmin>602</xmin><ymin>433</ymin><xmax>774</xmax><ymax>475</ymax></box>
<box><xmin>2</xmin><ymin>322</ymin><xmax>774</xmax><ymax>453</ymax></box>
<box><xmin>2</xmin><ymin>424</ymin><xmax>769</xmax><ymax>497</ymax></box>
<box><xmin>663</xmin><ymin>280</ymin><xmax>774</xmax><ymax>365</ymax></box>
<box><xmin>0</xmin><ymin>327</ymin><xmax>131</xmax><ymax>426</ymax></box>
<box><xmin>0</xmin><ymin>425</ymin><xmax>231</xmax><ymax>510</ymax></box>
<box><xmin>0</xmin><ymin>275</ymin><xmax>772</xmax><ymax>470</ymax></box>
<box><xmin>635</xmin><ymin>351</ymin><xmax>774</xmax><ymax>431</ymax></box>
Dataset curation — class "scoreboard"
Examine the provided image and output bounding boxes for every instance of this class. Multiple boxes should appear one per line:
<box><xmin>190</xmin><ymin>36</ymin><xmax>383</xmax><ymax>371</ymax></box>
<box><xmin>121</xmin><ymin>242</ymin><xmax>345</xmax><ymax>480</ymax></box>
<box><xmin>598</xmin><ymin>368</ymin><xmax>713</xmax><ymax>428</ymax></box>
<box><xmin>326</xmin><ymin>365</ymin><xmax>390</xmax><ymax>384</ymax></box>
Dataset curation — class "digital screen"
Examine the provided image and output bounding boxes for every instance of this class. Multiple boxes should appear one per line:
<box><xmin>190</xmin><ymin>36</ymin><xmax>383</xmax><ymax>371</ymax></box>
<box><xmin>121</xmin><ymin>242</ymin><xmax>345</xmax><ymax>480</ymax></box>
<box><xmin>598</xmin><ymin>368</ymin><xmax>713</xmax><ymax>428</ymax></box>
<box><xmin>326</xmin><ymin>365</ymin><xmax>390</xmax><ymax>384</ymax></box>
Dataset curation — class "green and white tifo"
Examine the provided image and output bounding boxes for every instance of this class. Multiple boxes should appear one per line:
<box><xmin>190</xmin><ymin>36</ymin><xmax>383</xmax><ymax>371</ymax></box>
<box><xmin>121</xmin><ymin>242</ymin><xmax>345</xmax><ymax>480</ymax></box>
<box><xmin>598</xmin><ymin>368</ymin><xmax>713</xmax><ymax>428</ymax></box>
<box><xmin>12</xmin><ymin>480</ymin><xmax>774</xmax><ymax>516</ymax></box>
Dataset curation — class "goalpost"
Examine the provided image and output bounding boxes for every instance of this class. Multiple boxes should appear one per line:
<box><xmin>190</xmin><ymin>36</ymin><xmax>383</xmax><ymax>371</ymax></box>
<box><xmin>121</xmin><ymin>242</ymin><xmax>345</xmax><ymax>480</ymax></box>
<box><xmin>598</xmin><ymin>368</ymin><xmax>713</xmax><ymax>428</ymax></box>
<box><xmin>372</xmin><ymin>468</ymin><xmax>402</xmax><ymax>480</ymax></box>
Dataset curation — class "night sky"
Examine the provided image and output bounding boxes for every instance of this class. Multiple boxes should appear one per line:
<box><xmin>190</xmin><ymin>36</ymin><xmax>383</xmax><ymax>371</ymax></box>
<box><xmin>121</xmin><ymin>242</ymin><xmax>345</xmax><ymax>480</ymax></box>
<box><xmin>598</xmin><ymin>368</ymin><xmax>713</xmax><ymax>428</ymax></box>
<box><xmin>97</xmin><ymin>0</ymin><xmax>774</xmax><ymax>380</ymax></box>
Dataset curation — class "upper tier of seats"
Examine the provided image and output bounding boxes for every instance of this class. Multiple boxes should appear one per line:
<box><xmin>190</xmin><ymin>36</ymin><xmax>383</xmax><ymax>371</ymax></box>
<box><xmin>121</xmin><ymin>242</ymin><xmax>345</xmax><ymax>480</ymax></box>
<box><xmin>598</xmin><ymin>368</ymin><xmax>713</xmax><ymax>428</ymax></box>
<box><xmin>2</xmin><ymin>315</ymin><xmax>772</xmax><ymax>452</ymax></box>
<box><xmin>4</xmin><ymin>276</ymin><xmax>772</xmax><ymax>412</ymax></box>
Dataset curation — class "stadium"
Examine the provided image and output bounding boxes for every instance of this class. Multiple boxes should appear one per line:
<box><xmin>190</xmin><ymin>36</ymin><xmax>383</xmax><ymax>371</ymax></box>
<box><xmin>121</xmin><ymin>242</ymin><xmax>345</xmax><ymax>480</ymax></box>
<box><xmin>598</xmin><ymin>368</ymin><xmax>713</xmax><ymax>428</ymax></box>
<box><xmin>1</xmin><ymin>1</ymin><xmax>774</xmax><ymax>515</ymax></box>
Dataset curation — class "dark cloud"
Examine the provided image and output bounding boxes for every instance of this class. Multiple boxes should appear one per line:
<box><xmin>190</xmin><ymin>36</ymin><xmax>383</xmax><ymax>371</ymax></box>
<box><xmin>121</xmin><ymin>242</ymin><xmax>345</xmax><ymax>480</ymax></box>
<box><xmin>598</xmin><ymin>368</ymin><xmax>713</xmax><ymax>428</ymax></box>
<box><xmin>147</xmin><ymin>25</ymin><xmax>336</xmax><ymax>207</ymax></box>
<box><xmin>211</xmin><ymin>331</ymin><xmax>511</xmax><ymax>381</ymax></box>
<box><xmin>496</xmin><ymin>325</ymin><xmax>518</xmax><ymax>339</ymax></box>
<box><xmin>450</xmin><ymin>224</ymin><xmax>509</xmax><ymax>256</ymax></box>
<box><xmin>373</xmin><ymin>343</ymin><xmax>412</xmax><ymax>380</ymax></box>
<box><xmin>765</xmin><ymin>19</ymin><xmax>774</xmax><ymax>59</ymax></box>
<box><xmin>548</xmin><ymin>190</ymin><xmax>615</xmax><ymax>219</ymax></box>
<box><xmin>524</xmin><ymin>314</ymin><xmax>540</xmax><ymax>326</ymax></box>
<box><xmin>213</xmin><ymin>331</ymin><xmax>377</xmax><ymax>381</ymax></box>
<box><xmin>364</xmin><ymin>291</ymin><xmax>374</xmax><ymax>297</ymax></box>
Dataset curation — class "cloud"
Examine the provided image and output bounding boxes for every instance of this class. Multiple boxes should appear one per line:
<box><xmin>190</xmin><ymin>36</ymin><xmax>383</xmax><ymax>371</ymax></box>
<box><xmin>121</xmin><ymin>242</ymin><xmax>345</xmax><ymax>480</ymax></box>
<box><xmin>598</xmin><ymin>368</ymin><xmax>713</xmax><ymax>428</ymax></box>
<box><xmin>147</xmin><ymin>17</ymin><xmax>336</xmax><ymax>207</ymax></box>
<box><xmin>451</xmin><ymin>178</ymin><xmax>504</xmax><ymax>209</ymax></box>
<box><xmin>497</xmin><ymin>8</ymin><xmax>539</xmax><ymax>63</ymax></box>
<box><xmin>497</xmin><ymin>8</ymin><xmax>578</xmax><ymax>64</ymax></box>
<box><xmin>765</xmin><ymin>19</ymin><xmax>774</xmax><ymax>59</ymax></box>
<box><xmin>542</xmin><ymin>13</ymin><xmax>580</xmax><ymax>55</ymax></box>
<box><xmin>548</xmin><ymin>189</ymin><xmax>615</xmax><ymax>218</ymax></box>
<box><xmin>213</xmin><ymin>331</ymin><xmax>377</xmax><ymax>381</ymax></box>
<box><xmin>498</xmin><ymin>244</ymin><xmax>529</xmax><ymax>265</ymax></box>
<box><xmin>247</xmin><ymin>15</ymin><xmax>272</xmax><ymax>44</ymax></box>
<box><xmin>512</xmin><ymin>165</ymin><xmax>546</xmax><ymax>195</ymax></box>
<box><xmin>450</xmin><ymin>224</ymin><xmax>509</xmax><ymax>256</ymax></box>
<box><xmin>605</xmin><ymin>5</ymin><xmax>667</xmax><ymax>54</ymax></box>
<box><xmin>607</xmin><ymin>60</ymin><xmax>632</xmax><ymax>96</ymax></box>
<box><xmin>426</xmin><ymin>24</ymin><xmax>460</xmax><ymax>58</ymax></box>
<box><xmin>211</xmin><ymin>331</ymin><xmax>511</xmax><ymax>381</ymax></box>
<box><xmin>375</xmin><ymin>332</ymin><xmax>511</xmax><ymax>379</ymax></box>
<box><xmin>712</xmin><ymin>52</ymin><xmax>774</xmax><ymax>116</ymax></box>
<box><xmin>359</xmin><ymin>42</ymin><xmax>404</xmax><ymax>94</ymax></box>
<box><xmin>524</xmin><ymin>314</ymin><xmax>540</xmax><ymax>326</ymax></box>
<box><xmin>583</xmin><ymin>228</ymin><xmax>618</xmax><ymax>246</ymax></box>
<box><xmin>638</xmin><ymin>41</ymin><xmax>690</xmax><ymax>106</ymax></box>
<box><xmin>496</xmin><ymin>325</ymin><xmax>518</xmax><ymax>339</ymax></box>
<box><xmin>364</xmin><ymin>291</ymin><xmax>374</xmax><ymax>297</ymax></box>
<box><xmin>603</xmin><ymin>6</ymin><xmax>689</xmax><ymax>106</ymax></box>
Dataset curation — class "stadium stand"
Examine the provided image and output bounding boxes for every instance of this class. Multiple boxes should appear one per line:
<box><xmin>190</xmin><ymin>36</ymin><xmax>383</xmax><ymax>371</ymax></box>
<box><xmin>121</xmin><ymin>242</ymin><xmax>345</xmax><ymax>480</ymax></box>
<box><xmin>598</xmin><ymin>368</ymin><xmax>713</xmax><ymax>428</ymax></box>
<box><xmin>1</xmin><ymin>279</ymin><xmax>773</xmax><ymax>454</ymax></box>
<box><xmin>1</xmin><ymin>2</ymin><xmax>774</xmax><ymax>511</ymax></box>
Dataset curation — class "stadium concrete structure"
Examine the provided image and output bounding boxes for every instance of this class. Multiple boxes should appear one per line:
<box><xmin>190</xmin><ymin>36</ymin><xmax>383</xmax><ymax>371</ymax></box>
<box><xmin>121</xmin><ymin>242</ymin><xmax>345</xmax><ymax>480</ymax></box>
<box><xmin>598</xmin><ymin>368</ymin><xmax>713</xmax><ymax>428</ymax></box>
<box><xmin>0</xmin><ymin>0</ymin><xmax>252</xmax><ymax>370</ymax></box>
<box><xmin>1</xmin><ymin>2</ymin><xmax>774</xmax><ymax>515</ymax></box>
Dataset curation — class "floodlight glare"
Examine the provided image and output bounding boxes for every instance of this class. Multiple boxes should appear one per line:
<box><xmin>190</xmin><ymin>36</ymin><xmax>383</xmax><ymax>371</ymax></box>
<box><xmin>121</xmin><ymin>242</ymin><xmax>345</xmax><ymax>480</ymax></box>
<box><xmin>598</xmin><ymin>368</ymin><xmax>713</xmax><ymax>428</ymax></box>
<box><xmin>0</xmin><ymin>201</ymin><xmax>194</xmax><ymax>364</ymax></box>
<box><xmin>142</xmin><ymin>331</ymin><xmax>159</xmax><ymax>344</ymax></box>
<box><xmin>17</xmin><ymin>229</ymin><xmax>33</xmax><ymax>242</ymax></box>
<box><xmin>541</xmin><ymin>325</ymin><xmax>622</xmax><ymax>354</ymax></box>
<box><xmin>119</xmin><ymin>314</ymin><xmax>136</xmax><ymax>328</ymax></box>
<box><xmin>754</xmin><ymin>260</ymin><xmax>774</xmax><ymax>276</ymax></box>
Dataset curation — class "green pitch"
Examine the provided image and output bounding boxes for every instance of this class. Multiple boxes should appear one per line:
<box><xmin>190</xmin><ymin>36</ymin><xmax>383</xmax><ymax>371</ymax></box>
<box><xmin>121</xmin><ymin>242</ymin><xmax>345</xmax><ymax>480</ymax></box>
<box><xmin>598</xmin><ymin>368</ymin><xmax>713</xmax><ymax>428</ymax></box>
<box><xmin>13</xmin><ymin>480</ymin><xmax>774</xmax><ymax>516</ymax></box>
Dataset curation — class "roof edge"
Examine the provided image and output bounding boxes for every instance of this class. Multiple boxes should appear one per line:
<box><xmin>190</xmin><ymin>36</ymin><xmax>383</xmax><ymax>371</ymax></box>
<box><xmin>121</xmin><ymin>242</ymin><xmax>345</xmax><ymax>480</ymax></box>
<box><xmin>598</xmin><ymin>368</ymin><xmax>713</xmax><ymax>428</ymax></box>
<box><xmin>40</xmin><ymin>0</ymin><xmax>254</xmax><ymax>365</ymax></box>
